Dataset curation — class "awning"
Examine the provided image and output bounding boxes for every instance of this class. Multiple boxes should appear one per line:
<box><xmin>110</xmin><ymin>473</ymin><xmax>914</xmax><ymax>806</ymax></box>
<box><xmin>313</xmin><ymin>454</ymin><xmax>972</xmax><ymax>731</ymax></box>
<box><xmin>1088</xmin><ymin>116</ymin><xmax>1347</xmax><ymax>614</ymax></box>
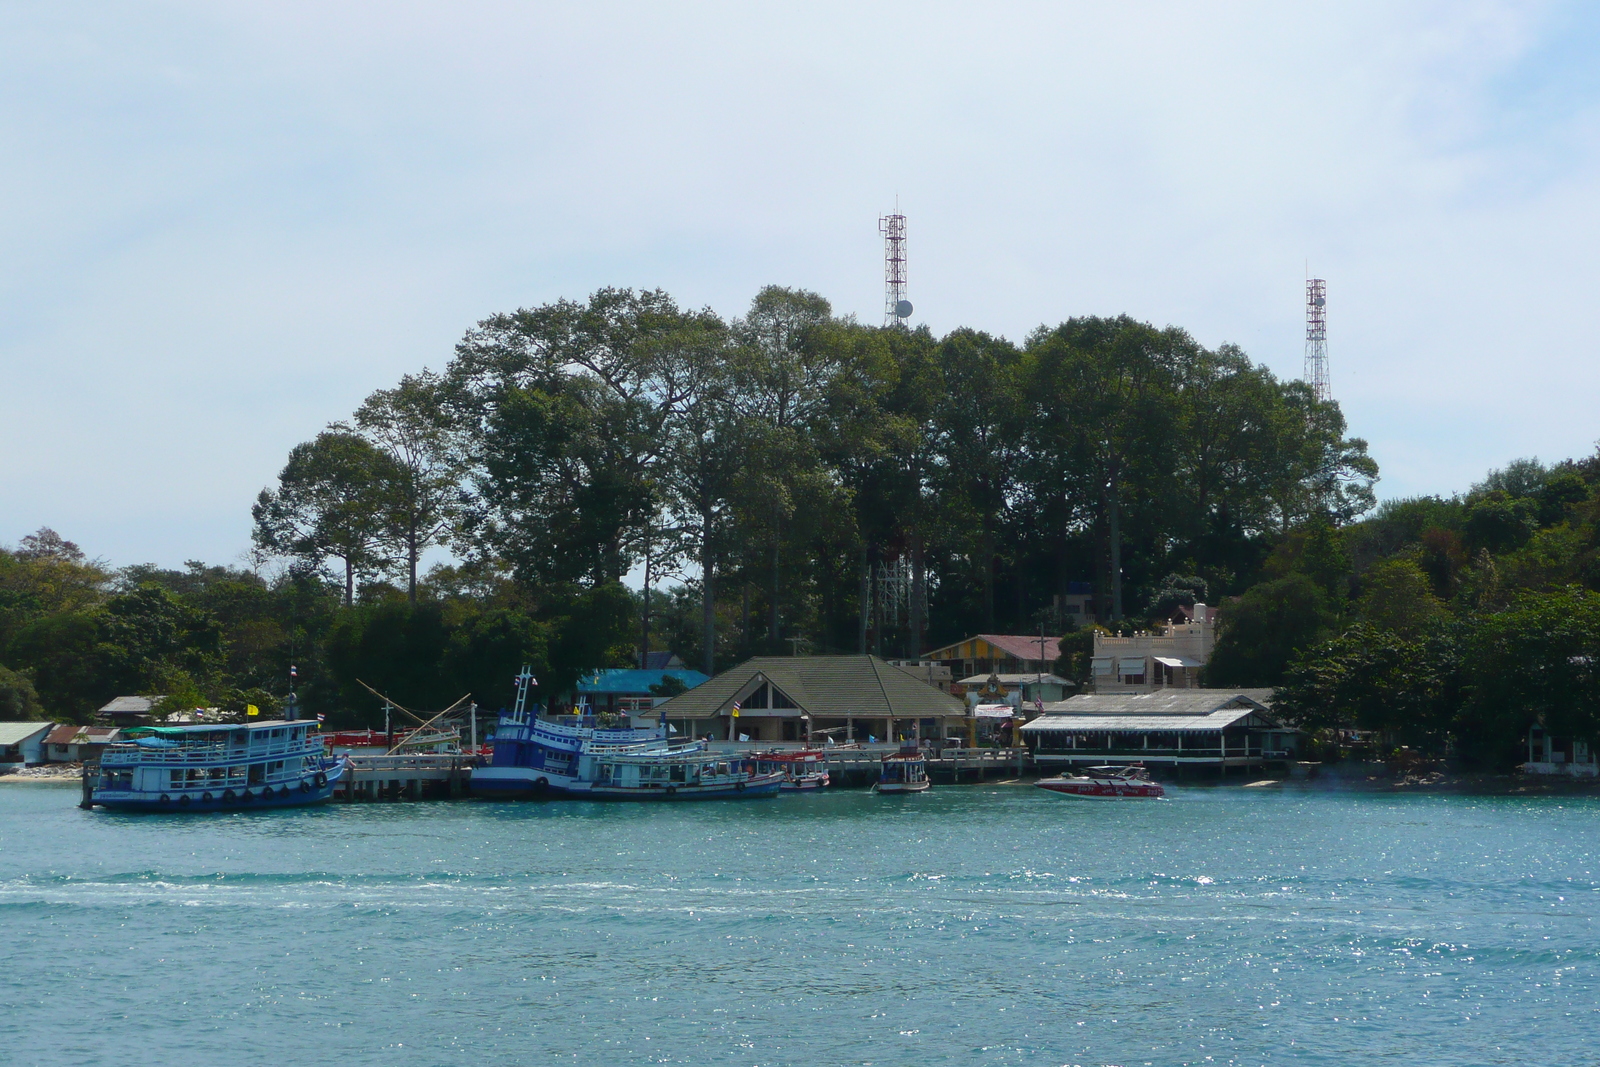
<box><xmin>1117</xmin><ymin>657</ymin><xmax>1148</xmax><ymax>672</ymax></box>
<box><xmin>1090</xmin><ymin>657</ymin><xmax>1114</xmax><ymax>674</ymax></box>
<box><xmin>1153</xmin><ymin>656</ymin><xmax>1202</xmax><ymax>668</ymax></box>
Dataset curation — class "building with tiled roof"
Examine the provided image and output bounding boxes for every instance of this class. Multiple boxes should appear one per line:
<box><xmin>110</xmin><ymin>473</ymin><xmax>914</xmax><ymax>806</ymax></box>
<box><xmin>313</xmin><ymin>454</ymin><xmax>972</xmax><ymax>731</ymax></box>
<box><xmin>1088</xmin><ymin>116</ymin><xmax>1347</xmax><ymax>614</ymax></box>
<box><xmin>651</xmin><ymin>655</ymin><xmax>966</xmax><ymax>743</ymax></box>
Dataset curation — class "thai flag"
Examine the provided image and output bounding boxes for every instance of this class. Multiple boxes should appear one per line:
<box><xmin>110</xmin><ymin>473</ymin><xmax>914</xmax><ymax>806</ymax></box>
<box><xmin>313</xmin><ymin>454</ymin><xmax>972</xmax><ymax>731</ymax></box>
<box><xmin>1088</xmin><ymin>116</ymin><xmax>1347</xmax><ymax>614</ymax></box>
<box><xmin>316</xmin><ymin>713</ymin><xmax>326</xmax><ymax>724</ymax></box>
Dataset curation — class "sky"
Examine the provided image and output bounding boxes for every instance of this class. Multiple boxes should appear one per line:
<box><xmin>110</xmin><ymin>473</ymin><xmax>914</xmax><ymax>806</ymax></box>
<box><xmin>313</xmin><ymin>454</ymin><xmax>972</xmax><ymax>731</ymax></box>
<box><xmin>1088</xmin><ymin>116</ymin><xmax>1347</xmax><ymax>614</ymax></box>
<box><xmin>4</xmin><ymin>1</ymin><xmax>1600</xmax><ymax>571</ymax></box>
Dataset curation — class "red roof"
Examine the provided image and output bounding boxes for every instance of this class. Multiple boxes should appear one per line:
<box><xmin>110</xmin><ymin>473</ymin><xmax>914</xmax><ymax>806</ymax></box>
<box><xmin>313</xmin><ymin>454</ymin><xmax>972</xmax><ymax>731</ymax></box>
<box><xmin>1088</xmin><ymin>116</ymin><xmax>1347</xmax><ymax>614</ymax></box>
<box><xmin>924</xmin><ymin>634</ymin><xmax>1061</xmax><ymax>663</ymax></box>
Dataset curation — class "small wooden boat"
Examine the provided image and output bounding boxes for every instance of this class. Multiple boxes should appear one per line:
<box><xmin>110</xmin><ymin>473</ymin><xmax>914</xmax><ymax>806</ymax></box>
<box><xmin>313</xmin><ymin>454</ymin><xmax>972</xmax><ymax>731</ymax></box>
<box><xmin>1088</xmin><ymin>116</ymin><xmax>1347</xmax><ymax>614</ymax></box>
<box><xmin>1035</xmin><ymin>764</ymin><xmax>1165</xmax><ymax>799</ymax></box>
<box><xmin>752</xmin><ymin>749</ymin><xmax>831</xmax><ymax>791</ymax></box>
<box><xmin>873</xmin><ymin>746</ymin><xmax>930</xmax><ymax>793</ymax></box>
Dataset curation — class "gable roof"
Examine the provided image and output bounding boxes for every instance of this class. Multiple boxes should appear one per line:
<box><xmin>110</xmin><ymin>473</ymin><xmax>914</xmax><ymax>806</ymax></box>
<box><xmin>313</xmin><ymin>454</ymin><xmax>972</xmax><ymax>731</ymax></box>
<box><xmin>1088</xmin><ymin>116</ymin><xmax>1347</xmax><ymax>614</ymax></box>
<box><xmin>0</xmin><ymin>722</ymin><xmax>53</xmax><ymax>746</ymax></box>
<box><xmin>1021</xmin><ymin>689</ymin><xmax>1280</xmax><ymax>734</ymax></box>
<box><xmin>653</xmin><ymin>656</ymin><xmax>964</xmax><ymax>720</ymax></box>
<box><xmin>45</xmin><ymin>725</ymin><xmax>120</xmax><ymax>746</ymax></box>
<box><xmin>923</xmin><ymin>634</ymin><xmax>1061</xmax><ymax>663</ymax></box>
<box><xmin>98</xmin><ymin>696</ymin><xmax>161</xmax><ymax>714</ymax></box>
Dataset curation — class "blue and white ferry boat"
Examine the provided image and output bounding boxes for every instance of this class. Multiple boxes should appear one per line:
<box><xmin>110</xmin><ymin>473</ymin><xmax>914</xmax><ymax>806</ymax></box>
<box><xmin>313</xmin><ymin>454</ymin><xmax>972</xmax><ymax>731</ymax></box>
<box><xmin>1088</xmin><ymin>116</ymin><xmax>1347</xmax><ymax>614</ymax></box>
<box><xmin>84</xmin><ymin>719</ymin><xmax>346</xmax><ymax>812</ymax></box>
<box><xmin>472</xmin><ymin>667</ymin><xmax>779</xmax><ymax>800</ymax></box>
<box><xmin>571</xmin><ymin>748</ymin><xmax>784</xmax><ymax>800</ymax></box>
<box><xmin>471</xmin><ymin>668</ymin><xmax>674</xmax><ymax>798</ymax></box>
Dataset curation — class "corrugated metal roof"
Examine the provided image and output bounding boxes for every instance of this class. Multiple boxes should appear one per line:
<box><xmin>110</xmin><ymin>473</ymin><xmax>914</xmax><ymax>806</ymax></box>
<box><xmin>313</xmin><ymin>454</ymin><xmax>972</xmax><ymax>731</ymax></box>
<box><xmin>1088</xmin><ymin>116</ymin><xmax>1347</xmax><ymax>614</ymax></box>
<box><xmin>921</xmin><ymin>634</ymin><xmax>1061</xmax><ymax>663</ymax></box>
<box><xmin>98</xmin><ymin>695</ymin><xmax>161</xmax><ymax>713</ymax></box>
<box><xmin>957</xmin><ymin>673</ymin><xmax>1071</xmax><ymax>686</ymax></box>
<box><xmin>1034</xmin><ymin>689</ymin><xmax>1274</xmax><ymax>717</ymax></box>
<box><xmin>44</xmin><ymin>725</ymin><xmax>119</xmax><ymax>745</ymax></box>
<box><xmin>0</xmin><ymin>722</ymin><xmax>53</xmax><ymax>746</ymax></box>
<box><xmin>1021</xmin><ymin>707</ymin><xmax>1262</xmax><ymax>733</ymax></box>
<box><xmin>654</xmin><ymin>656</ymin><xmax>965</xmax><ymax>720</ymax></box>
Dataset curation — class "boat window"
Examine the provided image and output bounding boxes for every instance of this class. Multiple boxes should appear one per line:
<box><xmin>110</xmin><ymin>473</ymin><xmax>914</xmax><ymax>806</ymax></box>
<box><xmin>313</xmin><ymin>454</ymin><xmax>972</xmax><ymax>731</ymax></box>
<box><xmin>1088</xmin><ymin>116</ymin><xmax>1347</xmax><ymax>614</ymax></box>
<box><xmin>670</xmin><ymin>764</ymin><xmax>686</xmax><ymax>782</ymax></box>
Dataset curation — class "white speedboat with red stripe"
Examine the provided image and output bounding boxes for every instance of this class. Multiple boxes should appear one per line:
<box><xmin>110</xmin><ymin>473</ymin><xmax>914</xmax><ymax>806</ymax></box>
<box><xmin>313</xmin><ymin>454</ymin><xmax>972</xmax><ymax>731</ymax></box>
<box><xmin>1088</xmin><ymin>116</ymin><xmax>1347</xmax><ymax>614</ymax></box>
<box><xmin>1035</xmin><ymin>764</ymin><xmax>1165</xmax><ymax>799</ymax></box>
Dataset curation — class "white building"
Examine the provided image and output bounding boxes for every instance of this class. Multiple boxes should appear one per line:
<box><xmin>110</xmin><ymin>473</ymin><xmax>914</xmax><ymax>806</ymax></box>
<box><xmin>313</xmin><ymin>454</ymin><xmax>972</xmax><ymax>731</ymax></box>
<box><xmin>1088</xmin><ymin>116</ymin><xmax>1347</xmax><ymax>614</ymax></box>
<box><xmin>1523</xmin><ymin>724</ymin><xmax>1599</xmax><ymax>777</ymax></box>
<box><xmin>0</xmin><ymin>722</ymin><xmax>53</xmax><ymax>768</ymax></box>
<box><xmin>1091</xmin><ymin>605</ymin><xmax>1217</xmax><ymax>692</ymax></box>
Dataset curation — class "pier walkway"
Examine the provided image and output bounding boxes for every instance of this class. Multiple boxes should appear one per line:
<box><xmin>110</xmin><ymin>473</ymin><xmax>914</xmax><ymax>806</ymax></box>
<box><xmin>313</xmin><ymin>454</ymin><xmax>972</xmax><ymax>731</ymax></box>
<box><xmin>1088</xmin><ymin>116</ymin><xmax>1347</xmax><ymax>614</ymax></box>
<box><xmin>336</xmin><ymin>753</ymin><xmax>475</xmax><ymax>801</ymax></box>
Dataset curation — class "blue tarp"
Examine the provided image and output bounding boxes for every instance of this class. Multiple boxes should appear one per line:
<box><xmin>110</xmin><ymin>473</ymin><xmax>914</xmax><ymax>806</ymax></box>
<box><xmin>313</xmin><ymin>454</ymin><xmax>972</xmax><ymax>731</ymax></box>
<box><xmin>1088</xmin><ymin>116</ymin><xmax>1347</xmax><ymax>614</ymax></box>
<box><xmin>132</xmin><ymin>736</ymin><xmax>180</xmax><ymax>748</ymax></box>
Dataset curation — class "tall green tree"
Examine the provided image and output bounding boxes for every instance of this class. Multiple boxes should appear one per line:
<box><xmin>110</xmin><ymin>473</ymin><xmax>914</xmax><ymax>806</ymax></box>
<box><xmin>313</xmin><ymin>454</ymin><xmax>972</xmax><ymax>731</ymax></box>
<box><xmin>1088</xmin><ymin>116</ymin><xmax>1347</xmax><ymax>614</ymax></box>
<box><xmin>252</xmin><ymin>431</ymin><xmax>397</xmax><ymax>605</ymax></box>
<box><xmin>348</xmin><ymin>372</ymin><xmax>469</xmax><ymax>602</ymax></box>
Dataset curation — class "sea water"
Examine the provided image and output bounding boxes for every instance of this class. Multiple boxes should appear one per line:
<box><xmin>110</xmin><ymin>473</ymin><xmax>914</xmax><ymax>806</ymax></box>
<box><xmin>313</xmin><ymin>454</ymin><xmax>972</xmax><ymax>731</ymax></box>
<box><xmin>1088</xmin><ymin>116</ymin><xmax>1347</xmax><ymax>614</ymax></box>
<box><xmin>0</xmin><ymin>781</ymin><xmax>1595</xmax><ymax>1066</ymax></box>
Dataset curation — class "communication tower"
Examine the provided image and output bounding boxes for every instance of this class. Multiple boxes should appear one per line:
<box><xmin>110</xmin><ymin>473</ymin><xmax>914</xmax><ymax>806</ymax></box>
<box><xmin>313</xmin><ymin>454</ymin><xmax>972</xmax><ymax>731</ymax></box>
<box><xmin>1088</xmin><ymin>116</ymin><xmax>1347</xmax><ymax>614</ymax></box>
<box><xmin>879</xmin><ymin>212</ymin><xmax>911</xmax><ymax>326</ymax></box>
<box><xmin>1304</xmin><ymin>278</ymin><xmax>1330</xmax><ymax>402</ymax></box>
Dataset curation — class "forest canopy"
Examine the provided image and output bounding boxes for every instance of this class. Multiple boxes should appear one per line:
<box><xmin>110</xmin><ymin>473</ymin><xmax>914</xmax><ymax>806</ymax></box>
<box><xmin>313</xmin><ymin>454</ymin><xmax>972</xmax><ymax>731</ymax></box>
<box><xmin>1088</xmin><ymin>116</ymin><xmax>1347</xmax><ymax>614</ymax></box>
<box><xmin>4</xmin><ymin>285</ymin><xmax>1386</xmax><ymax>728</ymax></box>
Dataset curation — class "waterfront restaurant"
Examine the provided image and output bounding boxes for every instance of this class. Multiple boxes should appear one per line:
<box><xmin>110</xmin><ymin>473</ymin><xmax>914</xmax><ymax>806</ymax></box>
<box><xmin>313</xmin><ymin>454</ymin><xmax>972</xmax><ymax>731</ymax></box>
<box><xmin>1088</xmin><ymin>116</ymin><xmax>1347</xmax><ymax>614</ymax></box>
<box><xmin>650</xmin><ymin>655</ymin><xmax>968</xmax><ymax>743</ymax></box>
<box><xmin>1020</xmin><ymin>689</ymin><xmax>1297</xmax><ymax>774</ymax></box>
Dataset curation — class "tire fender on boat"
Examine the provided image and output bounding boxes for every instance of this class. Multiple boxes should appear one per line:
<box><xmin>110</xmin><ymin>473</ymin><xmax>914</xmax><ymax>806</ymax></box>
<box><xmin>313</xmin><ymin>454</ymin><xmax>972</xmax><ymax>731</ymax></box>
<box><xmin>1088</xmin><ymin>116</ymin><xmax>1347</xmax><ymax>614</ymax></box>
<box><xmin>158</xmin><ymin>794</ymin><xmax>171</xmax><ymax>805</ymax></box>
<box><xmin>313</xmin><ymin>772</ymin><xmax>327</xmax><ymax>788</ymax></box>
<box><xmin>735</xmin><ymin>781</ymin><xmax>745</xmax><ymax>793</ymax></box>
<box><xmin>299</xmin><ymin>780</ymin><xmax>311</xmax><ymax>793</ymax></box>
<box><xmin>223</xmin><ymin>789</ymin><xmax>236</xmax><ymax>803</ymax></box>
<box><xmin>178</xmin><ymin>794</ymin><xmax>191</xmax><ymax>807</ymax></box>
<box><xmin>202</xmin><ymin>792</ymin><xmax>213</xmax><ymax>803</ymax></box>
<box><xmin>241</xmin><ymin>789</ymin><xmax>254</xmax><ymax>802</ymax></box>
<box><xmin>665</xmin><ymin>786</ymin><xmax>676</xmax><ymax>797</ymax></box>
<box><xmin>533</xmin><ymin>777</ymin><xmax>549</xmax><ymax>793</ymax></box>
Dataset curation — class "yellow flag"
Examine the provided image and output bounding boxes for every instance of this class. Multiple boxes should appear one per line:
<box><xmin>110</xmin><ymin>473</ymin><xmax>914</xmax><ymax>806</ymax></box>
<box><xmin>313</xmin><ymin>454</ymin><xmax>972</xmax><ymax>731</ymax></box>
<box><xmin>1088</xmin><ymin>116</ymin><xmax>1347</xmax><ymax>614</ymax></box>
<box><xmin>247</xmin><ymin>704</ymin><xmax>260</xmax><ymax>717</ymax></box>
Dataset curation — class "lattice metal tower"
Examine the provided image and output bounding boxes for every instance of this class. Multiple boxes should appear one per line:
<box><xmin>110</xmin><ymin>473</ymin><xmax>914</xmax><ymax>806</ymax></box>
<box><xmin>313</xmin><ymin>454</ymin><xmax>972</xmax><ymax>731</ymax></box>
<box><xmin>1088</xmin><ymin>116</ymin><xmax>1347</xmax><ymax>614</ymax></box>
<box><xmin>1304</xmin><ymin>278</ymin><xmax>1330</xmax><ymax>402</ymax></box>
<box><xmin>879</xmin><ymin>212</ymin><xmax>911</xmax><ymax>326</ymax></box>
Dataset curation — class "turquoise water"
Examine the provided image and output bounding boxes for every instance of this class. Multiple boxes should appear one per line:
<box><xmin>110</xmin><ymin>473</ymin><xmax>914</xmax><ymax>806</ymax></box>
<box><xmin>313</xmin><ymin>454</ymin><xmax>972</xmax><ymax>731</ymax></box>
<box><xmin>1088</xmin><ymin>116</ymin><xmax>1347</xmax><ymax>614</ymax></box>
<box><xmin>1</xmin><ymin>782</ymin><xmax>1596</xmax><ymax>1067</ymax></box>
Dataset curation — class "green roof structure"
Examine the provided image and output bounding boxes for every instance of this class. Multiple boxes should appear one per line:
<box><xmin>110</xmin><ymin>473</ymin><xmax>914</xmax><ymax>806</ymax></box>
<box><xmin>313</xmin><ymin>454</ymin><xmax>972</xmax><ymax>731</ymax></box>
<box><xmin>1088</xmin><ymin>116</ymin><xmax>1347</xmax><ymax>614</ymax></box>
<box><xmin>653</xmin><ymin>655</ymin><xmax>964</xmax><ymax>742</ymax></box>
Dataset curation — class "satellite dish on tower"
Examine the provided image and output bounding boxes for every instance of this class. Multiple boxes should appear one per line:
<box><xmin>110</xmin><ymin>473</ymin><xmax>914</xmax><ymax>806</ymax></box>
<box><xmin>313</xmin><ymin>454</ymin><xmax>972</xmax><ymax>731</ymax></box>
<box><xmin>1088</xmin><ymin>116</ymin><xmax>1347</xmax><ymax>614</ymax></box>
<box><xmin>1314</xmin><ymin>296</ymin><xmax>1325</xmax><ymax>307</ymax></box>
<box><xmin>895</xmin><ymin>299</ymin><xmax>913</xmax><ymax>319</ymax></box>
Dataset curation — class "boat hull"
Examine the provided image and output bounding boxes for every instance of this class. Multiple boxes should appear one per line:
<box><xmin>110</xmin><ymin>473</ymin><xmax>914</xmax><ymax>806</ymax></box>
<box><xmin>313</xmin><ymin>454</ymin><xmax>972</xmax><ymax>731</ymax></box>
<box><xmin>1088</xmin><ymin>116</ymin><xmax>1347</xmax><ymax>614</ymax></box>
<box><xmin>91</xmin><ymin>762</ymin><xmax>347</xmax><ymax>812</ymax></box>
<box><xmin>874</xmin><ymin>780</ymin><xmax>931</xmax><ymax>794</ymax></box>
<box><xmin>469</xmin><ymin>767</ymin><xmax>581</xmax><ymax>798</ymax></box>
<box><xmin>571</xmin><ymin>772</ymin><xmax>786</xmax><ymax>800</ymax></box>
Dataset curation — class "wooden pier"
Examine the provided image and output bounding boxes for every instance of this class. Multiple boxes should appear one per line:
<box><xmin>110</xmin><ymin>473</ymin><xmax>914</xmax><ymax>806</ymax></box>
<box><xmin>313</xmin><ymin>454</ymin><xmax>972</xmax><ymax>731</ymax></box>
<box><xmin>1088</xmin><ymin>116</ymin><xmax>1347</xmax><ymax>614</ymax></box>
<box><xmin>336</xmin><ymin>754</ymin><xmax>475</xmax><ymax>802</ymax></box>
<box><xmin>331</xmin><ymin>746</ymin><xmax>1033</xmax><ymax>802</ymax></box>
<box><xmin>814</xmin><ymin>746</ymin><xmax>1031</xmax><ymax>786</ymax></box>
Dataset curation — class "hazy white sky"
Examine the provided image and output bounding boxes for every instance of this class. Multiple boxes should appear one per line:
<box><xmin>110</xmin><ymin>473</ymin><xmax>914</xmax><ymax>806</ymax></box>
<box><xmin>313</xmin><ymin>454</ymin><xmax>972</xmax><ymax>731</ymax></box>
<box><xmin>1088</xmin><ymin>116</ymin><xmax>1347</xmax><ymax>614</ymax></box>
<box><xmin>4</xmin><ymin>1</ymin><xmax>1600</xmax><ymax>569</ymax></box>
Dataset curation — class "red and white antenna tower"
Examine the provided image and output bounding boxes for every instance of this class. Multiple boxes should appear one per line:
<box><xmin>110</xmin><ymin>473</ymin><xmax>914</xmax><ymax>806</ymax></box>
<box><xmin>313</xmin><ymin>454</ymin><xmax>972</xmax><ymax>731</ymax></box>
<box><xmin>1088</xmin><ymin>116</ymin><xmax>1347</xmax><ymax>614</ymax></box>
<box><xmin>1304</xmin><ymin>278</ymin><xmax>1330</xmax><ymax>402</ymax></box>
<box><xmin>879</xmin><ymin>211</ymin><xmax>911</xmax><ymax>327</ymax></box>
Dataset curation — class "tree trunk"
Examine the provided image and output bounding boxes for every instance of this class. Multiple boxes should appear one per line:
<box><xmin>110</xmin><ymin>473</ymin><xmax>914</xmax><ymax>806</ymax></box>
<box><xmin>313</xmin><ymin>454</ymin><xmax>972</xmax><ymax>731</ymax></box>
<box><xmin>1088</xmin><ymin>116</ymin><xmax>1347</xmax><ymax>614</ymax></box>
<box><xmin>740</xmin><ymin>583</ymin><xmax>751</xmax><ymax>658</ymax></box>
<box><xmin>857</xmin><ymin>546</ymin><xmax>871</xmax><ymax>654</ymax></box>
<box><xmin>1106</xmin><ymin>470</ymin><xmax>1123</xmax><ymax>622</ymax></box>
<box><xmin>909</xmin><ymin>534</ymin><xmax>926</xmax><ymax>660</ymax></box>
<box><xmin>982</xmin><ymin>527</ymin><xmax>996</xmax><ymax>633</ymax></box>
<box><xmin>639</xmin><ymin>548</ymin><xmax>652</xmax><ymax>670</ymax></box>
<box><xmin>408</xmin><ymin>527</ymin><xmax>419</xmax><ymax>604</ymax></box>
<box><xmin>344</xmin><ymin>557</ymin><xmax>354</xmax><ymax>608</ymax></box>
<box><xmin>768</xmin><ymin>517</ymin><xmax>781</xmax><ymax>649</ymax></box>
<box><xmin>700</xmin><ymin>511</ymin><xmax>716</xmax><ymax>676</ymax></box>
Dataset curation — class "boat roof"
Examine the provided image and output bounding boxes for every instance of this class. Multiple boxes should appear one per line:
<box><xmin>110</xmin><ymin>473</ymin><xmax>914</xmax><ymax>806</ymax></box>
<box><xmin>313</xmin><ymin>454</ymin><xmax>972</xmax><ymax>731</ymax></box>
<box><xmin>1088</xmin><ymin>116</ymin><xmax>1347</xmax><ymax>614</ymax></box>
<box><xmin>123</xmin><ymin>719</ymin><xmax>318</xmax><ymax>737</ymax></box>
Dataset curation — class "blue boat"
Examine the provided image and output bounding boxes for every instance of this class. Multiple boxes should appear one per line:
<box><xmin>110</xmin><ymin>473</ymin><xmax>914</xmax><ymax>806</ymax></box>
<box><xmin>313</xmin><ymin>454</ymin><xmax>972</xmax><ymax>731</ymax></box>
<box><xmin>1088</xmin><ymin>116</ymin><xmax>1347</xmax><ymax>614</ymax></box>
<box><xmin>471</xmin><ymin>668</ymin><xmax>676</xmax><ymax>798</ymax></box>
<box><xmin>571</xmin><ymin>748</ymin><xmax>784</xmax><ymax>799</ymax></box>
<box><xmin>472</xmin><ymin>667</ymin><xmax>781</xmax><ymax>800</ymax></box>
<box><xmin>84</xmin><ymin>719</ymin><xmax>347</xmax><ymax>812</ymax></box>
